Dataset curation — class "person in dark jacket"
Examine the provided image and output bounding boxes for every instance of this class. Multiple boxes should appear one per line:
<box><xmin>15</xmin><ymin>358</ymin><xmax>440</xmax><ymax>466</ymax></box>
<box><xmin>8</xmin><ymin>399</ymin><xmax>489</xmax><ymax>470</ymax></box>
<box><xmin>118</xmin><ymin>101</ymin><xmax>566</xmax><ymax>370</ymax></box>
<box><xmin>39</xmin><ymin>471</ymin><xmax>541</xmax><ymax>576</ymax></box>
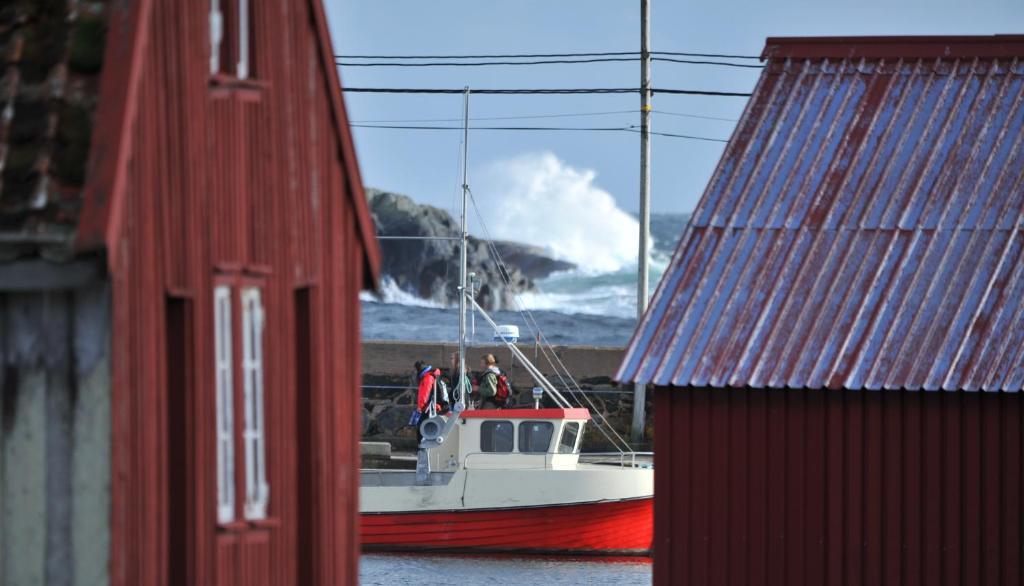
<box><xmin>445</xmin><ymin>351</ymin><xmax>472</xmax><ymax>407</ymax></box>
<box><xmin>477</xmin><ymin>354</ymin><xmax>502</xmax><ymax>409</ymax></box>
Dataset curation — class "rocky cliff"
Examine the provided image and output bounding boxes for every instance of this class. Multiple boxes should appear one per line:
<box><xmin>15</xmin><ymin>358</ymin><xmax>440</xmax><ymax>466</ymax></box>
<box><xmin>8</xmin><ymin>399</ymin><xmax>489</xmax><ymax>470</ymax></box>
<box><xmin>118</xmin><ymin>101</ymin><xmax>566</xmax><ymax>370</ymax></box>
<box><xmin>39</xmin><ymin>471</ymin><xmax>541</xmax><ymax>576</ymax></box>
<box><xmin>367</xmin><ymin>188</ymin><xmax>574</xmax><ymax>309</ymax></box>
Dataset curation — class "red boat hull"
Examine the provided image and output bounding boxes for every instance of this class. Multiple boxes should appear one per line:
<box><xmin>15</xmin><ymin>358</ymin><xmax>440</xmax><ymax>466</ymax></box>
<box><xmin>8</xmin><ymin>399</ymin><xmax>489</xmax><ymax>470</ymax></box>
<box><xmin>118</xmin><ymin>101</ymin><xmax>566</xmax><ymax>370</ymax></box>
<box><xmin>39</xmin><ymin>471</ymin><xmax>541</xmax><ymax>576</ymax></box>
<box><xmin>361</xmin><ymin>497</ymin><xmax>653</xmax><ymax>556</ymax></box>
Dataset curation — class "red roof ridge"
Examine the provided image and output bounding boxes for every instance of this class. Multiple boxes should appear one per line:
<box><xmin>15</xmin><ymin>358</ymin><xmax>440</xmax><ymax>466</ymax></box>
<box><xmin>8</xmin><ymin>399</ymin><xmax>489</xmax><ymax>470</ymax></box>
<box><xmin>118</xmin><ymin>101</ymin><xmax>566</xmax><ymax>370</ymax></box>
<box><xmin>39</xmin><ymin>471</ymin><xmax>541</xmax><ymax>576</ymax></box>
<box><xmin>761</xmin><ymin>34</ymin><xmax>1024</xmax><ymax>61</ymax></box>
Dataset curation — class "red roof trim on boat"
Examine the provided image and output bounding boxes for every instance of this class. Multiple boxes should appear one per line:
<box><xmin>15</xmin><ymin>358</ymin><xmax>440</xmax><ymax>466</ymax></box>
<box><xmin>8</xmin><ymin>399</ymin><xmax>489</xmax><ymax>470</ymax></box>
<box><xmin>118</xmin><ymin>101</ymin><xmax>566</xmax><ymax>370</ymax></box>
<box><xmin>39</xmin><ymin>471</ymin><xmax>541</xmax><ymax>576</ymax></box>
<box><xmin>462</xmin><ymin>408</ymin><xmax>591</xmax><ymax>420</ymax></box>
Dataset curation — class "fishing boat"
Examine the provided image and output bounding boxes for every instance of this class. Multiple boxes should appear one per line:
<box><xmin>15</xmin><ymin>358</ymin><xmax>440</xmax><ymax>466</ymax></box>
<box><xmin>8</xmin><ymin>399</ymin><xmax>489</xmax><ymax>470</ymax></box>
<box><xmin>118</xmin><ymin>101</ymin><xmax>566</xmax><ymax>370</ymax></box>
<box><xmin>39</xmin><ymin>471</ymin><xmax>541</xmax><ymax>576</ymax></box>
<box><xmin>359</xmin><ymin>88</ymin><xmax>653</xmax><ymax>556</ymax></box>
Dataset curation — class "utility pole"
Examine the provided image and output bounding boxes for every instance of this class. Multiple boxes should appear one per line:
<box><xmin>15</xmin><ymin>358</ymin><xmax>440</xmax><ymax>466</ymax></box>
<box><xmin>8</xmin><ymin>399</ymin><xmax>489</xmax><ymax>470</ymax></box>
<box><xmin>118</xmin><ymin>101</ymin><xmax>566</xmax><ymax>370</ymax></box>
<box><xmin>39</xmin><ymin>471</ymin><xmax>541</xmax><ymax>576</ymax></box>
<box><xmin>632</xmin><ymin>0</ymin><xmax>651</xmax><ymax>445</ymax></box>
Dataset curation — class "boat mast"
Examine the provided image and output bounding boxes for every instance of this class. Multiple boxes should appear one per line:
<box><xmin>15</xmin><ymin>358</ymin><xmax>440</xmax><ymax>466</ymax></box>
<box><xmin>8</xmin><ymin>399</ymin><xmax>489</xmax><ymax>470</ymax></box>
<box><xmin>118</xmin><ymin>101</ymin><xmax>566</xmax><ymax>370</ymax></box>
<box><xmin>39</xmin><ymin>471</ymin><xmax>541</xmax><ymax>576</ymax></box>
<box><xmin>458</xmin><ymin>87</ymin><xmax>470</xmax><ymax>412</ymax></box>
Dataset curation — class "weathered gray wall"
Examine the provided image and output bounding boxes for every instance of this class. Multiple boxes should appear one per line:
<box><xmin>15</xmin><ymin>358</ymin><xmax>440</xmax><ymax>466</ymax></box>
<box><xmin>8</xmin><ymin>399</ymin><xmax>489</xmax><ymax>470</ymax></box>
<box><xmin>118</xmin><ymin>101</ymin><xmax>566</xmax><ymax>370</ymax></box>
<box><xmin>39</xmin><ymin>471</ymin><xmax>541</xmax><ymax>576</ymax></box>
<box><xmin>0</xmin><ymin>283</ymin><xmax>111</xmax><ymax>586</ymax></box>
<box><xmin>361</xmin><ymin>340</ymin><xmax>653</xmax><ymax>451</ymax></box>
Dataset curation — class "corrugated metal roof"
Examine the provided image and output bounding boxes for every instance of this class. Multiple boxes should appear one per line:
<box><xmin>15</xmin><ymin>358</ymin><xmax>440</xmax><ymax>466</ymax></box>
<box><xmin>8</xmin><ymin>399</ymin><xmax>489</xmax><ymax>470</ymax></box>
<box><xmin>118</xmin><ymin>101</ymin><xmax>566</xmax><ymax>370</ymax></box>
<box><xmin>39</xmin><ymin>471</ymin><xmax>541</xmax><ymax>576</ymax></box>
<box><xmin>618</xmin><ymin>36</ymin><xmax>1024</xmax><ymax>392</ymax></box>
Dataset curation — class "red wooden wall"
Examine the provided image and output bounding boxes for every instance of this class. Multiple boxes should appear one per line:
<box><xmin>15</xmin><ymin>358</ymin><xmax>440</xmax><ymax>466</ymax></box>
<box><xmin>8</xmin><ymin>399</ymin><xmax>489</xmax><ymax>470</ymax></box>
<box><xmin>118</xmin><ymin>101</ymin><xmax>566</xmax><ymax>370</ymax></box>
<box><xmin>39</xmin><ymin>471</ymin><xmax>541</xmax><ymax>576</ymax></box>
<box><xmin>106</xmin><ymin>1</ymin><xmax>369</xmax><ymax>584</ymax></box>
<box><xmin>655</xmin><ymin>388</ymin><xmax>1023</xmax><ymax>586</ymax></box>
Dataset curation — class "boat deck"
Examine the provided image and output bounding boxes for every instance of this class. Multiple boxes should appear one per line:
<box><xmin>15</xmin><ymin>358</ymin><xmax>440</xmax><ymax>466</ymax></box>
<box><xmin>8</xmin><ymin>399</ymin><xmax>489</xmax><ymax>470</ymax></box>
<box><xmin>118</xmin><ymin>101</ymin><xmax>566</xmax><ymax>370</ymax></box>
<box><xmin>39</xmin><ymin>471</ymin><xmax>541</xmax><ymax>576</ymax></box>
<box><xmin>360</xmin><ymin>470</ymin><xmax>454</xmax><ymax>487</ymax></box>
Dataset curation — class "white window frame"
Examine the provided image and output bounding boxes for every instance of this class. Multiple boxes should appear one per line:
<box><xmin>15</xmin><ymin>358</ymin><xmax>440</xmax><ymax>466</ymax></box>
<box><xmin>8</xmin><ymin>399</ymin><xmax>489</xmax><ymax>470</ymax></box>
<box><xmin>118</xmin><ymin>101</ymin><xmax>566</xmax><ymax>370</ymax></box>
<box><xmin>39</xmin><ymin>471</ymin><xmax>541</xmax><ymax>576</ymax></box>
<box><xmin>209</xmin><ymin>0</ymin><xmax>223</xmax><ymax>74</ymax></box>
<box><xmin>237</xmin><ymin>0</ymin><xmax>250</xmax><ymax>80</ymax></box>
<box><xmin>209</xmin><ymin>0</ymin><xmax>251</xmax><ymax>79</ymax></box>
<box><xmin>214</xmin><ymin>286</ymin><xmax>236</xmax><ymax>524</ymax></box>
<box><xmin>241</xmin><ymin>287</ymin><xmax>268</xmax><ymax>520</ymax></box>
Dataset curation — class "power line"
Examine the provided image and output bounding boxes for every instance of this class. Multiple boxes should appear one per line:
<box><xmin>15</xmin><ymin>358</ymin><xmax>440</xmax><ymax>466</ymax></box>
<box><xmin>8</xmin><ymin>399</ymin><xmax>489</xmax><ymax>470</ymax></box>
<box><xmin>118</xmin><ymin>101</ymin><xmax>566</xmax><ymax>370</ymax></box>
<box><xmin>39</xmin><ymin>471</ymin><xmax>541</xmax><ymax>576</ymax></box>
<box><xmin>652</xmin><ymin>57</ymin><xmax>762</xmax><ymax>69</ymax></box>
<box><xmin>654</xmin><ymin>109</ymin><xmax>738</xmax><ymax>122</ymax></box>
<box><xmin>628</xmin><ymin>128</ymin><xmax>729</xmax><ymax>142</ymax></box>
<box><xmin>350</xmin><ymin>108</ymin><xmax>739</xmax><ymax>124</ymax></box>
<box><xmin>336</xmin><ymin>57</ymin><xmax>638</xmax><ymax>67</ymax></box>
<box><xmin>341</xmin><ymin>87</ymin><xmax>753</xmax><ymax>97</ymax></box>
<box><xmin>350</xmin><ymin>109</ymin><xmax>637</xmax><ymax>124</ymax></box>
<box><xmin>655</xmin><ymin>88</ymin><xmax>751</xmax><ymax>97</ymax></box>
<box><xmin>335</xmin><ymin>57</ymin><xmax>762</xmax><ymax>69</ymax></box>
<box><xmin>348</xmin><ymin>123</ymin><xmax>729</xmax><ymax>142</ymax></box>
<box><xmin>342</xmin><ymin>87</ymin><xmax>635</xmax><ymax>95</ymax></box>
<box><xmin>657</xmin><ymin>51</ymin><xmax>760</xmax><ymax>60</ymax></box>
<box><xmin>352</xmin><ymin>123</ymin><xmax>629</xmax><ymax>131</ymax></box>
<box><xmin>338</xmin><ymin>51</ymin><xmax>636</xmax><ymax>59</ymax></box>
<box><xmin>335</xmin><ymin>50</ymin><xmax>761</xmax><ymax>60</ymax></box>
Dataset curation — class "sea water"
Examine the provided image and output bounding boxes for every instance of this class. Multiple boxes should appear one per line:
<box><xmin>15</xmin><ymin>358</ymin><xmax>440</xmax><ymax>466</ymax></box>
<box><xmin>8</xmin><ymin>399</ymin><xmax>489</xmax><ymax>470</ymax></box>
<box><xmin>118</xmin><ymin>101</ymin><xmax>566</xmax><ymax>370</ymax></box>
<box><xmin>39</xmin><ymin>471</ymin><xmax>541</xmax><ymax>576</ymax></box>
<box><xmin>360</xmin><ymin>553</ymin><xmax>651</xmax><ymax>585</ymax></box>
<box><xmin>361</xmin><ymin>213</ymin><xmax>688</xmax><ymax>346</ymax></box>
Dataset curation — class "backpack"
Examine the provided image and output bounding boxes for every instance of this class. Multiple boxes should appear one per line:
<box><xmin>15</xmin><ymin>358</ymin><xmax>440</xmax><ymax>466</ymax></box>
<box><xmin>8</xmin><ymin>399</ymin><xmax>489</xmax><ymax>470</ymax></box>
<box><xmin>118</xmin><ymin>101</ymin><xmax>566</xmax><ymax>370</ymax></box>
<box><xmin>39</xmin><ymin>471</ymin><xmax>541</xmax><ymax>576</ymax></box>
<box><xmin>494</xmin><ymin>373</ymin><xmax>511</xmax><ymax>406</ymax></box>
<box><xmin>435</xmin><ymin>377</ymin><xmax>451</xmax><ymax>411</ymax></box>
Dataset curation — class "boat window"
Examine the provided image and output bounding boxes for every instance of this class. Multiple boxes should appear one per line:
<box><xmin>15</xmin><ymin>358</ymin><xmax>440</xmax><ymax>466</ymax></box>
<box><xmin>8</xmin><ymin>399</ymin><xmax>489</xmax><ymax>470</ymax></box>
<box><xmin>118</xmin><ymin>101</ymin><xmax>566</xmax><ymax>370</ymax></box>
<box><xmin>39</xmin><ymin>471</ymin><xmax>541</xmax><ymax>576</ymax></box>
<box><xmin>518</xmin><ymin>421</ymin><xmax>554</xmax><ymax>453</ymax></box>
<box><xmin>481</xmin><ymin>421</ymin><xmax>514</xmax><ymax>453</ymax></box>
<box><xmin>558</xmin><ymin>422</ymin><xmax>580</xmax><ymax>454</ymax></box>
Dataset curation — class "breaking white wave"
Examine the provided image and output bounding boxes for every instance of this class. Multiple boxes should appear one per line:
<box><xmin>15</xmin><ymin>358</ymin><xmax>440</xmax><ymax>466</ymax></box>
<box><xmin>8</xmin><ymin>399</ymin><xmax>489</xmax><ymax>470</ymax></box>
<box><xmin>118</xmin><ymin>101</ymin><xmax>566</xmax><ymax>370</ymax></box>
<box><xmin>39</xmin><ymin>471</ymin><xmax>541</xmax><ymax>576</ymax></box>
<box><xmin>360</xmin><ymin>276</ymin><xmax>444</xmax><ymax>308</ymax></box>
<box><xmin>518</xmin><ymin>253</ymin><xmax>672</xmax><ymax>320</ymax></box>
<box><xmin>473</xmin><ymin>152</ymin><xmax>646</xmax><ymax>274</ymax></box>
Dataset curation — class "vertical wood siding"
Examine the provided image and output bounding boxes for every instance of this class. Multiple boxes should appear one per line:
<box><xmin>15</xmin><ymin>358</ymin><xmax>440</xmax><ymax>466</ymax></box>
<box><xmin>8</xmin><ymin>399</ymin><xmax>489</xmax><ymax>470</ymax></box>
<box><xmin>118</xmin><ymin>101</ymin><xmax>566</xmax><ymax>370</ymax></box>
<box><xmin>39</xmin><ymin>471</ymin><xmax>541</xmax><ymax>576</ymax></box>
<box><xmin>109</xmin><ymin>1</ymin><xmax>367</xmax><ymax>584</ymax></box>
<box><xmin>655</xmin><ymin>388</ymin><xmax>1024</xmax><ymax>586</ymax></box>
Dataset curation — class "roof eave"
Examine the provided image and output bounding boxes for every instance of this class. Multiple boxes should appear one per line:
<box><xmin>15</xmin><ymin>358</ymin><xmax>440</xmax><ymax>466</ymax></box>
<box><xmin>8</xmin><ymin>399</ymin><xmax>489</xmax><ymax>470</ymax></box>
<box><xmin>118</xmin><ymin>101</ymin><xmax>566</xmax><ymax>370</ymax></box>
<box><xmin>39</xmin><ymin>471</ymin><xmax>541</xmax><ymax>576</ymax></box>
<box><xmin>761</xmin><ymin>34</ymin><xmax>1024</xmax><ymax>61</ymax></box>
<box><xmin>74</xmin><ymin>0</ymin><xmax>154</xmax><ymax>274</ymax></box>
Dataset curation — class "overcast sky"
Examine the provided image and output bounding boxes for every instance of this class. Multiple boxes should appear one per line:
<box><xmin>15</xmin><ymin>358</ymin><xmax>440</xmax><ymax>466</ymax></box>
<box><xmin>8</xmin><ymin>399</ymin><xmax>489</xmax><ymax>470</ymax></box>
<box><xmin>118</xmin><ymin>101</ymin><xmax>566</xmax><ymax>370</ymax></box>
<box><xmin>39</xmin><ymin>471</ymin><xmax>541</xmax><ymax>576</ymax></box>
<box><xmin>326</xmin><ymin>1</ymin><xmax>1022</xmax><ymax>216</ymax></box>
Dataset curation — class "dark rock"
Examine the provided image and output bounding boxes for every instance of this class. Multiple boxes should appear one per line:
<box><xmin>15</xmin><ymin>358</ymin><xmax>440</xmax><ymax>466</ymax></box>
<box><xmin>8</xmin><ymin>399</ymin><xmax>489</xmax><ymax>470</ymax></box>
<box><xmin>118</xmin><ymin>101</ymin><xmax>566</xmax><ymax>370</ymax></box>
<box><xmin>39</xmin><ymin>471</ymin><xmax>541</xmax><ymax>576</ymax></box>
<box><xmin>376</xmin><ymin>405</ymin><xmax>413</xmax><ymax>436</ymax></box>
<box><xmin>491</xmin><ymin>241</ymin><xmax>575</xmax><ymax>280</ymax></box>
<box><xmin>366</xmin><ymin>188</ymin><xmax>575</xmax><ymax>310</ymax></box>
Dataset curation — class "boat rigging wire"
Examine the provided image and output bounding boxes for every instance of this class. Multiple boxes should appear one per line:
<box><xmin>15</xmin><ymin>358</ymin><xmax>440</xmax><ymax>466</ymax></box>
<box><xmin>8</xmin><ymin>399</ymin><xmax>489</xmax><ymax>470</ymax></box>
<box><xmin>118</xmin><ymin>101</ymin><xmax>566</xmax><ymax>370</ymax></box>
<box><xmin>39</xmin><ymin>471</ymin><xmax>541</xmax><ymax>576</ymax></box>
<box><xmin>466</xmin><ymin>187</ymin><xmax>636</xmax><ymax>454</ymax></box>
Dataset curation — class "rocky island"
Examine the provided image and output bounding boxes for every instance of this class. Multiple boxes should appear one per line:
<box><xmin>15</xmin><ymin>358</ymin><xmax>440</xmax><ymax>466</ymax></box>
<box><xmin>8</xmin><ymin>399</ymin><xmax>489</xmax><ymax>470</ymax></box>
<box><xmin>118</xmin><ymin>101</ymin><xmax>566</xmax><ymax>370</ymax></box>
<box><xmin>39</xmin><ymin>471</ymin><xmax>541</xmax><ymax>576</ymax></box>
<box><xmin>366</xmin><ymin>188</ymin><xmax>574</xmax><ymax>309</ymax></box>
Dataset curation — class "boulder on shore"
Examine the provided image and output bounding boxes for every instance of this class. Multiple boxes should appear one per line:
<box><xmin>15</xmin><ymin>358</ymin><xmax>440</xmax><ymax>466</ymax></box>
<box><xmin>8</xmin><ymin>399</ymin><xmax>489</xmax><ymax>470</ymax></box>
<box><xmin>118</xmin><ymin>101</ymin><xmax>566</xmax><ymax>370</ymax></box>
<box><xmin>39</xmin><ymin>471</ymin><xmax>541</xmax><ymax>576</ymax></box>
<box><xmin>366</xmin><ymin>188</ymin><xmax>575</xmax><ymax>309</ymax></box>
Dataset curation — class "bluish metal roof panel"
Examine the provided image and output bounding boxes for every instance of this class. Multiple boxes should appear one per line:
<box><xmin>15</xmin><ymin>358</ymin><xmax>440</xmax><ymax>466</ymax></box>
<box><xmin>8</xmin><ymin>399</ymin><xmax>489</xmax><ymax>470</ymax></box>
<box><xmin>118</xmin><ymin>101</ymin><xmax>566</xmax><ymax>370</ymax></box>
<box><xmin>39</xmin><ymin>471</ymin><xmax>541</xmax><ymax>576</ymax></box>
<box><xmin>617</xmin><ymin>36</ymin><xmax>1024</xmax><ymax>391</ymax></box>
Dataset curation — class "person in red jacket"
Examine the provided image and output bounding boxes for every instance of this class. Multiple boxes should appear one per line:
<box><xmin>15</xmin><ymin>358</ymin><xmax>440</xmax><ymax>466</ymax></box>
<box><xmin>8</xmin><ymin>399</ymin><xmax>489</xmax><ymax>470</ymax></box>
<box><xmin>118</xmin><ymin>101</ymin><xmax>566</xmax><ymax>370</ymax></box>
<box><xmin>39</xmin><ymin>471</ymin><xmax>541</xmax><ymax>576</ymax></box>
<box><xmin>415</xmin><ymin>361</ymin><xmax>442</xmax><ymax>413</ymax></box>
<box><xmin>410</xmin><ymin>361</ymin><xmax>442</xmax><ymax>444</ymax></box>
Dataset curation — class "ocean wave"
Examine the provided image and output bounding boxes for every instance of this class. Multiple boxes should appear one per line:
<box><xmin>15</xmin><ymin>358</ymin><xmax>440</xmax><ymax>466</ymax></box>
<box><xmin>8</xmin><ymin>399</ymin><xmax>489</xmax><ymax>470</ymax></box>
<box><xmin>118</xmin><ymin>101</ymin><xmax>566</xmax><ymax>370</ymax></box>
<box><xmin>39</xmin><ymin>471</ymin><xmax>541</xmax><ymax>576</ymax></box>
<box><xmin>517</xmin><ymin>254</ymin><xmax>671</xmax><ymax>319</ymax></box>
<box><xmin>472</xmin><ymin>152</ymin><xmax>652</xmax><ymax>274</ymax></box>
<box><xmin>359</xmin><ymin>277</ymin><xmax>445</xmax><ymax>308</ymax></box>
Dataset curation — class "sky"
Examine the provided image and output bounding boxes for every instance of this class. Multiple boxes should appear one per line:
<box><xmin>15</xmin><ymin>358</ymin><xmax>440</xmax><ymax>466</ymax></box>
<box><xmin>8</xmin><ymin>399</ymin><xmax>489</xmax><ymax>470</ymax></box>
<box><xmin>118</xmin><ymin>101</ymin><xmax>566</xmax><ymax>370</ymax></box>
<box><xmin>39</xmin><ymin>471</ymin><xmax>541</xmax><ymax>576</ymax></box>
<box><xmin>325</xmin><ymin>1</ymin><xmax>1022</xmax><ymax>216</ymax></box>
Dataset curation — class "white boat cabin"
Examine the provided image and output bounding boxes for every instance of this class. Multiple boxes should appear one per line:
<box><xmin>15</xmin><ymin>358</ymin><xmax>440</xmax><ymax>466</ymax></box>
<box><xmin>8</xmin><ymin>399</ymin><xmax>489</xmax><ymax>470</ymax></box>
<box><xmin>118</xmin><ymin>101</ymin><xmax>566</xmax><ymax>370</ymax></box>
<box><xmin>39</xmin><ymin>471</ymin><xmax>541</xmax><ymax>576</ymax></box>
<box><xmin>421</xmin><ymin>408</ymin><xmax>590</xmax><ymax>473</ymax></box>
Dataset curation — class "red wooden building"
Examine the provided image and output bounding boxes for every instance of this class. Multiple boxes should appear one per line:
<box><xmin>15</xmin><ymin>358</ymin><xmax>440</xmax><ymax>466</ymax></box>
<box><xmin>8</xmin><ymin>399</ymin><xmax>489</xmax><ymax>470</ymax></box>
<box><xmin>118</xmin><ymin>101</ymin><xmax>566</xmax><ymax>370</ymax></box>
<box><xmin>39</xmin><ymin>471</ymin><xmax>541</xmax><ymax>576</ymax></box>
<box><xmin>618</xmin><ymin>35</ymin><xmax>1024</xmax><ymax>585</ymax></box>
<box><xmin>0</xmin><ymin>1</ymin><xmax>379</xmax><ymax>585</ymax></box>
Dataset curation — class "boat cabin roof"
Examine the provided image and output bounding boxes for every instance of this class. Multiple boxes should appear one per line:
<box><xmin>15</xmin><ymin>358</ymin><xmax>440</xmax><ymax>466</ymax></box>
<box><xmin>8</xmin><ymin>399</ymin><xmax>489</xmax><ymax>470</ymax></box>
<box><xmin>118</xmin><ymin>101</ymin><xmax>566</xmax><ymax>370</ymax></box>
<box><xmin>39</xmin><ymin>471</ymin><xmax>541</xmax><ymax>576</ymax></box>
<box><xmin>462</xmin><ymin>408</ymin><xmax>591</xmax><ymax>421</ymax></box>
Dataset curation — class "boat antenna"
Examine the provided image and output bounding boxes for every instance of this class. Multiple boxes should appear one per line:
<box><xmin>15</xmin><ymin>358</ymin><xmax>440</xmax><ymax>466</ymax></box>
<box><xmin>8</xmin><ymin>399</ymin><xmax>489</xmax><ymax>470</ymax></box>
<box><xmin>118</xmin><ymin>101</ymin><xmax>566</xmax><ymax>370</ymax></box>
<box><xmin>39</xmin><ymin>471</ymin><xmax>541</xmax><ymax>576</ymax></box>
<box><xmin>457</xmin><ymin>86</ymin><xmax>470</xmax><ymax>412</ymax></box>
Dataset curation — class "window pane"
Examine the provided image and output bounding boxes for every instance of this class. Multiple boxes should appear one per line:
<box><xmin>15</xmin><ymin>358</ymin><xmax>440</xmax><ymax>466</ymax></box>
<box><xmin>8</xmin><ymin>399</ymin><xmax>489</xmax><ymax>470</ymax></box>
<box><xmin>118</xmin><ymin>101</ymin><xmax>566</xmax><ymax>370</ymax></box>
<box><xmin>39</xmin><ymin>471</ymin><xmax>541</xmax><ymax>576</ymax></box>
<box><xmin>237</xmin><ymin>0</ymin><xmax>250</xmax><ymax>79</ymax></box>
<box><xmin>214</xmin><ymin>286</ymin><xmax>234</xmax><ymax>523</ymax></box>
<box><xmin>209</xmin><ymin>0</ymin><xmax>223</xmax><ymax>74</ymax></box>
<box><xmin>480</xmin><ymin>421</ymin><xmax>514</xmax><ymax>453</ymax></box>
<box><xmin>558</xmin><ymin>422</ymin><xmax>580</xmax><ymax>454</ymax></box>
<box><xmin>518</xmin><ymin>421</ymin><xmax>554</xmax><ymax>453</ymax></box>
<box><xmin>242</xmin><ymin>287</ymin><xmax>268</xmax><ymax>520</ymax></box>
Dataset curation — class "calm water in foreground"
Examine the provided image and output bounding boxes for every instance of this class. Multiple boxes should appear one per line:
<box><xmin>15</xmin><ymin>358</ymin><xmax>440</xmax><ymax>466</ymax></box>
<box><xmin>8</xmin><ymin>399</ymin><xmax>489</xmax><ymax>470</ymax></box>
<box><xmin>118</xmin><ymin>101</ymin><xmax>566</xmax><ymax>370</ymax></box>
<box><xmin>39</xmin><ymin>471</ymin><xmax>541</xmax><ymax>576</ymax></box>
<box><xmin>360</xmin><ymin>553</ymin><xmax>651</xmax><ymax>585</ymax></box>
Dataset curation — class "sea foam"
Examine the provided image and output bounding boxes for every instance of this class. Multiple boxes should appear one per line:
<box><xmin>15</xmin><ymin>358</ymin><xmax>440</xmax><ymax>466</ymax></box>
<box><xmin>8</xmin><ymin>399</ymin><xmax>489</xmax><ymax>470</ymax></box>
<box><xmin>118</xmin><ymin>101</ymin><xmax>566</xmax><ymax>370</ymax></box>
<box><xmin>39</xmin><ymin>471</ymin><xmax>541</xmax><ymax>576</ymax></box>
<box><xmin>360</xmin><ymin>276</ymin><xmax>445</xmax><ymax>308</ymax></box>
<box><xmin>473</xmin><ymin>152</ymin><xmax>648</xmax><ymax>274</ymax></box>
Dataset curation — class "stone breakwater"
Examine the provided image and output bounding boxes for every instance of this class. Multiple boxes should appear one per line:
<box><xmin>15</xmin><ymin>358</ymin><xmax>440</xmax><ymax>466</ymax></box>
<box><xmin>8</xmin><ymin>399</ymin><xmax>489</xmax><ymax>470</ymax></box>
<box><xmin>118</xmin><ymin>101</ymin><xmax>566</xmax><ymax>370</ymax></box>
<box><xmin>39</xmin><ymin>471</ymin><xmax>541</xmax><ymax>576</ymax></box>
<box><xmin>360</xmin><ymin>340</ymin><xmax>653</xmax><ymax>451</ymax></box>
